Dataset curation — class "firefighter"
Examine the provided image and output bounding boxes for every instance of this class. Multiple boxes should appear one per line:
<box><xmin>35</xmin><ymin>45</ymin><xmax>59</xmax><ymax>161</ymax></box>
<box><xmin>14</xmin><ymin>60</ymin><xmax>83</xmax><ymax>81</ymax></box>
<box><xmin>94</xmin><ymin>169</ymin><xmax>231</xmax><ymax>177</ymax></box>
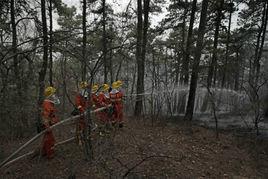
<box><xmin>116</xmin><ymin>80</ymin><xmax>123</xmax><ymax>91</ymax></box>
<box><xmin>95</xmin><ymin>84</ymin><xmax>111</xmax><ymax>136</ymax></box>
<box><xmin>91</xmin><ymin>84</ymin><xmax>99</xmax><ymax>109</ymax></box>
<box><xmin>75</xmin><ymin>81</ymin><xmax>90</xmax><ymax>112</ymax></box>
<box><xmin>97</xmin><ymin>84</ymin><xmax>111</xmax><ymax>123</ymax></box>
<box><xmin>75</xmin><ymin>81</ymin><xmax>90</xmax><ymax>137</ymax></box>
<box><xmin>93</xmin><ymin>84</ymin><xmax>106</xmax><ymax>123</ymax></box>
<box><xmin>42</xmin><ymin>86</ymin><xmax>60</xmax><ymax>159</ymax></box>
<box><xmin>102</xmin><ymin>84</ymin><xmax>110</xmax><ymax>102</ymax></box>
<box><xmin>110</xmin><ymin>81</ymin><xmax>124</xmax><ymax>128</ymax></box>
<box><xmin>102</xmin><ymin>84</ymin><xmax>112</xmax><ymax>121</ymax></box>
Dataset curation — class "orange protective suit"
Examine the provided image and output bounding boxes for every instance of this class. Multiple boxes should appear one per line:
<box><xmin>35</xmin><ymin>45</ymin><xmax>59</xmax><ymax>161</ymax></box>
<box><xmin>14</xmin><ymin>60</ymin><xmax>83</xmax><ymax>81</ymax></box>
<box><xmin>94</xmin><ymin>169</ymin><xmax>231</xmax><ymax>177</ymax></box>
<box><xmin>75</xmin><ymin>93</ymin><xmax>91</xmax><ymax>130</ymax></box>
<box><xmin>96</xmin><ymin>92</ymin><xmax>110</xmax><ymax>123</ymax></box>
<box><xmin>109</xmin><ymin>89</ymin><xmax>123</xmax><ymax>124</ymax></box>
<box><xmin>42</xmin><ymin>99</ymin><xmax>59</xmax><ymax>159</ymax></box>
<box><xmin>91</xmin><ymin>93</ymin><xmax>98</xmax><ymax>108</ymax></box>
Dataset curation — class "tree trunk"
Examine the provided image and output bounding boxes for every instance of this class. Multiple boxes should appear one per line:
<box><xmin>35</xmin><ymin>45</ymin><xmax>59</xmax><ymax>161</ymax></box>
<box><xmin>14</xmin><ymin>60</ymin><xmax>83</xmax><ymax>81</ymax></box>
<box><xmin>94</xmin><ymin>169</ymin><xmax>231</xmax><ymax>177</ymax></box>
<box><xmin>37</xmin><ymin>0</ymin><xmax>49</xmax><ymax>132</ymax></box>
<box><xmin>134</xmin><ymin>0</ymin><xmax>144</xmax><ymax>116</ymax></box>
<box><xmin>179</xmin><ymin>0</ymin><xmax>188</xmax><ymax>84</ymax></box>
<box><xmin>251</xmin><ymin>23</ymin><xmax>262</xmax><ymax>85</ymax></box>
<box><xmin>49</xmin><ymin>0</ymin><xmax>53</xmax><ymax>86</ymax></box>
<box><xmin>82</xmin><ymin>0</ymin><xmax>87</xmax><ymax>81</ymax></box>
<box><xmin>131</xmin><ymin>63</ymin><xmax>137</xmax><ymax>95</ymax></box>
<box><xmin>82</xmin><ymin>0</ymin><xmax>93</xmax><ymax>161</ymax></box>
<box><xmin>255</xmin><ymin>1</ymin><xmax>268</xmax><ymax>85</ymax></box>
<box><xmin>109</xmin><ymin>41</ymin><xmax>113</xmax><ymax>83</ymax></box>
<box><xmin>61</xmin><ymin>42</ymin><xmax>68</xmax><ymax>116</ymax></box>
<box><xmin>221</xmin><ymin>4</ymin><xmax>232</xmax><ymax>88</ymax></box>
<box><xmin>234</xmin><ymin>50</ymin><xmax>240</xmax><ymax>91</ymax></box>
<box><xmin>136</xmin><ymin>0</ymin><xmax>150</xmax><ymax>115</ymax></box>
<box><xmin>184</xmin><ymin>0</ymin><xmax>209</xmax><ymax>121</ymax></box>
<box><xmin>207</xmin><ymin>0</ymin><xmax>224</xmax><ymax>88</ymax></box>
<box><xmin>0</xmin><ymin>14</ymin><xmax>3</xmax><ymax>44</ymax></box>
<box><xmin>182</xmin><ymin>0</ymin><xmax>197</xmax><ymax>85</ymax></box>
<box><xmin>62</xmin><ymin>58</ymin><xmax>67</xmax><ymax>116</ymax></box>
<box><xmin>175</xmin><ymin>50</ymin><xmax>180</xmax><ymax>84</ymax></box>
<box><xmin>265</xmin><ymin>92</ymin><xmax>268</xmax><ymax>119</ymax></box>
<box><xmin>102</xmin><ymin>0</ymin><xmax>108</xmax><ymax>83</ymax></box>
<box><xmin>11</xmin><ymin>0</ymin><xmax>21</xmax><ymax>98</ymax></box>
<box><xmin>239</xmin><ymin>57</ymin><xmax>244</xmax><ymax>92</ymax></box>
<box><xmin>115</xmin><ymin>57</ymin><xmax>122</xmax><ymax>81</ymax></box>
<box><xmin>165</xmin><ymin>48</ymin><xmax>168</xmax><ymax>84</ymax></box>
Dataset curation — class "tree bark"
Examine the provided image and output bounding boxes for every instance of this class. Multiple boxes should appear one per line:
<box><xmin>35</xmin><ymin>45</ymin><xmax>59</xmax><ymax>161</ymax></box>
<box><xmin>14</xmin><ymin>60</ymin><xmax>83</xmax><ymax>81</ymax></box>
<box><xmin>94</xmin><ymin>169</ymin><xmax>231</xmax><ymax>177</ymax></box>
<box><xmin>134</xmin><ymin>0</ymin><xmax>144</xmax><ymax>116</ymax></box>
<box><xmin>184</xmin><ymin>0</ymin><xmax>209</xmax><ymax>121</ymax></box>
<box><xmin>102</xmin><ymin>0</ymin><xmax>108</xmax><ymax>83</ymax></box>
<box><xmin>251</xmin><ymin>20</ymin><xmax>262</xmax><ymax>85</ymax></box>
<box><xmin>221</xmin><ymin>3</ymin><xmax>233</xmax><ymax>88</ymax></box>
<box><xmin>135</xmin><ymin>0</ymin><xmax>150</xmax><ymax>116</ymax></box>
<box><xmin>255</xmin><ymin>1</ymin><xmax>268</xmax><ymax>85</ymax></box>
<box><xmin>49</xmin><ymin>0</ymin><xmax>53</xmax><ymax>86</ymax></box>
<box><xmin>207</xmin><ymin>0</ymin><xmax>224</xmax><ymax>88</ymax></box>
<box><xmin>82</xmin><ymin>0</ymin><xmax>93</xmax><ymax>161</ymax></box>
<box><xmin>165</xmin><ymin>48</ymin><xmax>168</xmax><ymax>84</ymax></box>
<box><xmin>11</xmin><ymin>0</ymin><xmax>21</xmax><ymax>98</ymax></box>
<box><xmin>82</xmin><ymin>0</ymin><xmax>87</xmax><ymax>81</ymax></box>
<box><xmin>234</xmin><ymin>50</ymin><xmax>240</xmax><ymax>91</ymax></box>
<box><xmin>37</xmin><ymin>0</ymin><xmax>49</xmax><ymax>132</ymax></box>
<box><xmin>115</xmin><ymin>57</ymin><xmax>122</xmax><ymax>81</ymax></box>
<box><xmin>179</xmin><ymin>0</ymin><xmax>188</xmax><ymax>84</ymax></box>
<box><xmin>174</xmin><ymin>50</ymin><xmax>180</xmax><ymax>84</ymax></box>
<box><xmin>182</xmin><ymin>0</ymin><xmax>197</xmax><ymax>85</ymax></box>
<box><xmin>109</xmin><ymin>41</ymin><xmax>113</xmax><ymax>83</ymax></box>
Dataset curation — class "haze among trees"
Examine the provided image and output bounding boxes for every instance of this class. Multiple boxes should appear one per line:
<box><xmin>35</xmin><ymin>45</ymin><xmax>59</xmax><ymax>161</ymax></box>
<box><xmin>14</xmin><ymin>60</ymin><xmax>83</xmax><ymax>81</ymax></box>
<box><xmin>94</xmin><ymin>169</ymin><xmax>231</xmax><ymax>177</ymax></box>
<box><xmin>0</xmin><ymin>0</ymin><xmax>268</xmax><ymax>178</ymax></box>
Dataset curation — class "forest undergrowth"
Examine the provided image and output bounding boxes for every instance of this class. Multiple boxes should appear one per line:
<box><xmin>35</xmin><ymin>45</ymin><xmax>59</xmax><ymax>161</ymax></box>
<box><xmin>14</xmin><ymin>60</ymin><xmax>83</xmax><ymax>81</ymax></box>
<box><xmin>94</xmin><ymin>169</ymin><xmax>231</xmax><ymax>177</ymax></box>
<box><xmin>1</xmin><ymin>118</ymin><xmax>268</xmax><ymax>178</ymax></box>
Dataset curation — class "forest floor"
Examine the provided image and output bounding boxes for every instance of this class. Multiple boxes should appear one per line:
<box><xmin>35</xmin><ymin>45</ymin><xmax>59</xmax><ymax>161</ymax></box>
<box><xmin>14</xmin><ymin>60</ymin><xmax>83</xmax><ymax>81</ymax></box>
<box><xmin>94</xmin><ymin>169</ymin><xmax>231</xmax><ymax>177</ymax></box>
<box><xmin>1</xmin><ymin>117</ymin><xmax>268</xmax><ymax>178</ymax></box>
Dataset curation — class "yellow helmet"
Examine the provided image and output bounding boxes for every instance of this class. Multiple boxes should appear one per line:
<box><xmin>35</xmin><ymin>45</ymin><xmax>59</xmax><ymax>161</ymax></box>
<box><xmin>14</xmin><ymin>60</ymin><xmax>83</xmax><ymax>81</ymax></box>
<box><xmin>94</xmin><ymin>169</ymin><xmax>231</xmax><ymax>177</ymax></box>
<box><xmin>79</xmin><ymin>81</ymin><xmax>88</xmax><ymax>89</ymax></box>
<box><xmin>44</xmin><ymin>86</ymin><xmax>56</xmax><ymax>97</ymax></box>
<box><xmin>116</xmin><ymin>80</ymin><xmax>123</xmax><ymax>87</ymax></box>
<box><xmin>92</xmin><ymin>84</ymin><xmax>99</xmax><ymax>93</ymax></box>
<box><xmin>112</xmin><ymin>81</ymin><xmax>118</xmax><ymax>89</ymax></box>
<box><xmin>102</xmin><ymin>84</ymin><xmax>109</xmax><ymax>92</ymax></box>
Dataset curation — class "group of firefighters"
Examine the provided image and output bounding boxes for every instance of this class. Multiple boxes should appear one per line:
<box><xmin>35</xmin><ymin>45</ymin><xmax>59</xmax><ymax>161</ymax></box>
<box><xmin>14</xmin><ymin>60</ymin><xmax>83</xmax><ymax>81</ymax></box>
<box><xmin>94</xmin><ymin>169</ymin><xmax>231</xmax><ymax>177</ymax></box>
<box><xmin>41</xmin><ymin>80</ymin><xmax>124</xmax><ymax>159</ymax></box>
